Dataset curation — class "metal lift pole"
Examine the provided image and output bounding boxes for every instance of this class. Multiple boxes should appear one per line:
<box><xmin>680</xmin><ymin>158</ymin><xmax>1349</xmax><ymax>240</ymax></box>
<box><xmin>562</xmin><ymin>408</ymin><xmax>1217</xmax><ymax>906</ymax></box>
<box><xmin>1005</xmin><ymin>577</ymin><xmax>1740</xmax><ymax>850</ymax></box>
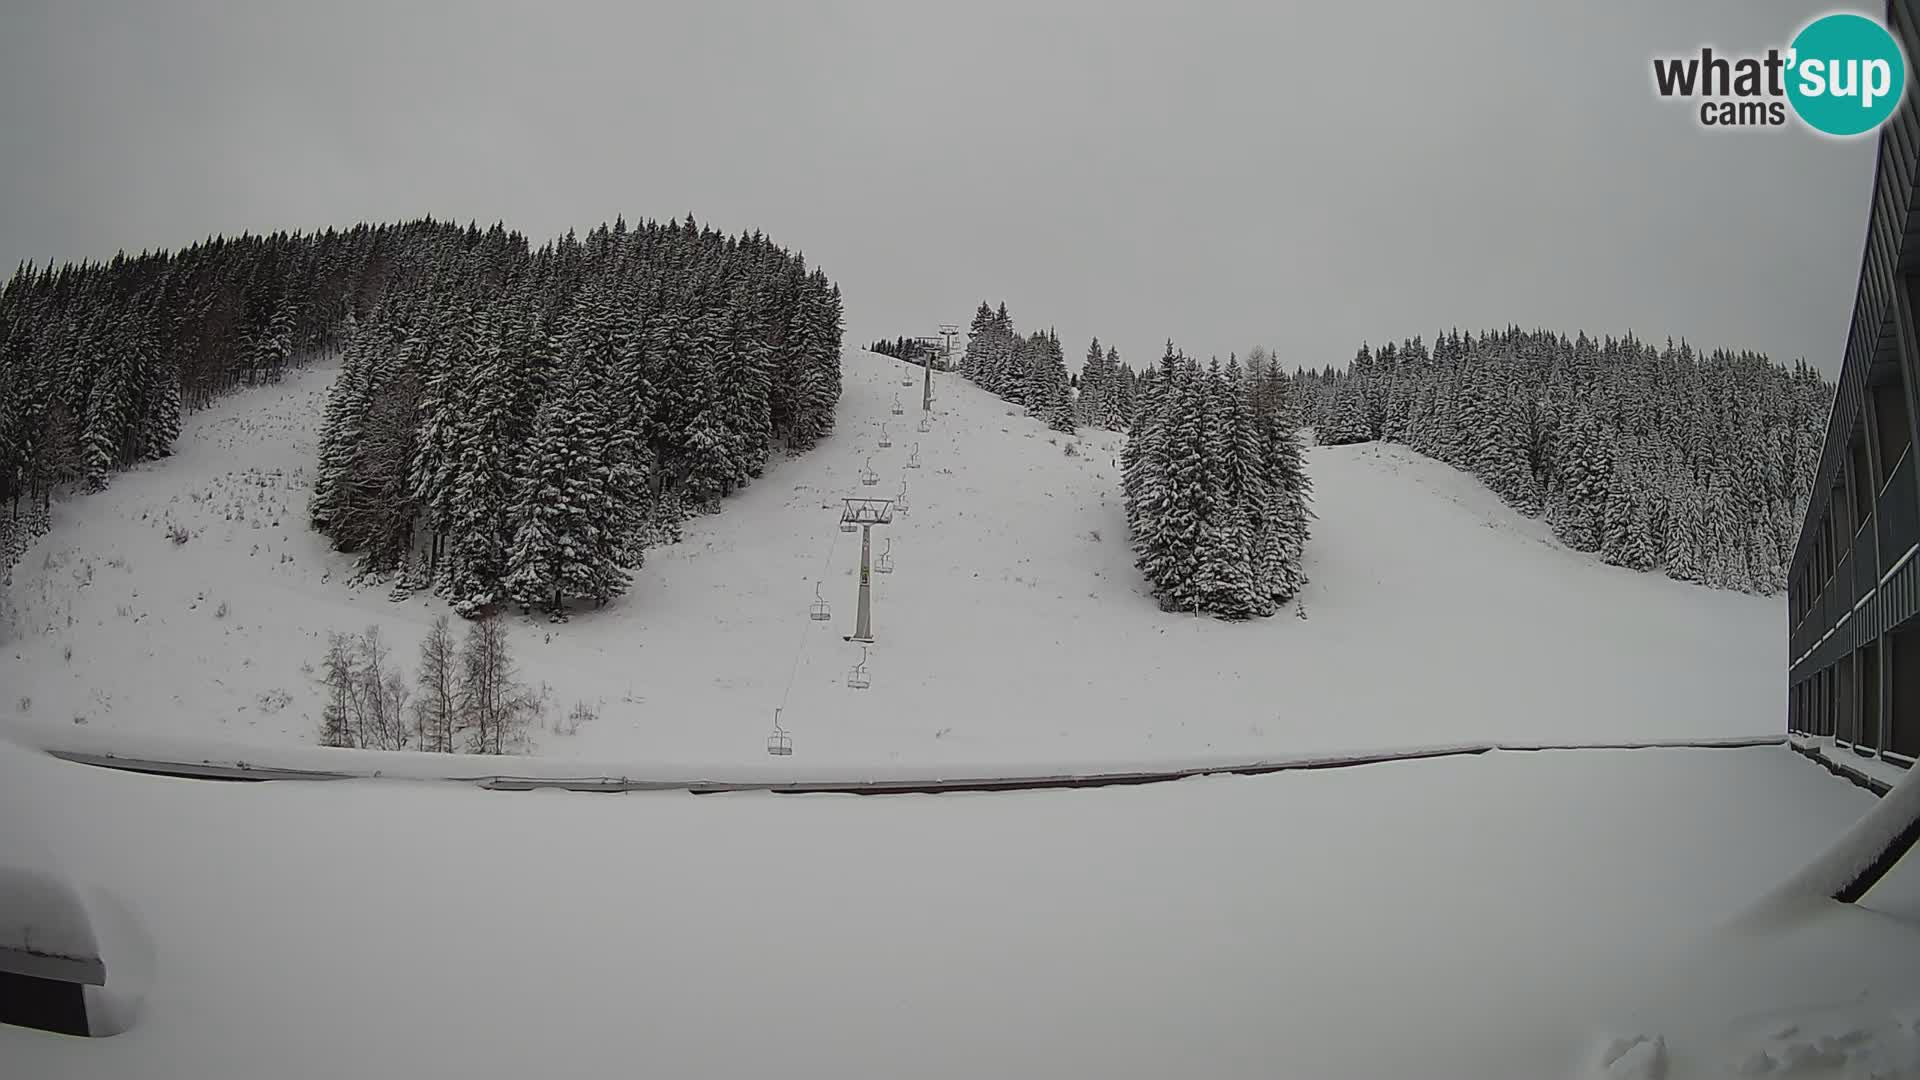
<box><xmin>852</xmin><ymin>524</ymin><xmax>876</xmax><ymax>643</ymax></box>
<box><xmin>839</xmin><ymin>497</ymin><xmax>891</xmax><ymax>644</ymax></box>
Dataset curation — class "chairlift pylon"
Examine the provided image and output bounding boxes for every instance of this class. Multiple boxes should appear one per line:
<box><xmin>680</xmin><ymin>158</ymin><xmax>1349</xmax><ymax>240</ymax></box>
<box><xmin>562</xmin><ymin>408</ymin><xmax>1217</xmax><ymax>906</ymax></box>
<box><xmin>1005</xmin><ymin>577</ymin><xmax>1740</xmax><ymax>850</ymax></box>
<box><xmin>876</xmin><ymin>537</ymin><xmax>894</xmax><ymax>575</ymax></box>
<box><xmin>879</xmin><ymin>422</ymin><xmax>892</xmax><ymax>449</ymax></box>
<box><xmin>847</xmin><ymin>646</ymin><xmax>872</xmax><ymax>690</ymax></box>
<box><xmin>860</xmin><ymin>456</ymin><xmax>880</xmax><ymax>487</ymax></box>
<box><xmin>809</xmin><ymin>581</ymin><xmax>831</xmax><ymax>621</ymax></box>
<box><xmin>906</xmin><ymin>443</ymin><xmax>921</xmax><ymax>469</ymax></box>
<box><xmin>766</xmin><ymin>708</ymin><xmax>792</xmax><ymax>756</ymax></box>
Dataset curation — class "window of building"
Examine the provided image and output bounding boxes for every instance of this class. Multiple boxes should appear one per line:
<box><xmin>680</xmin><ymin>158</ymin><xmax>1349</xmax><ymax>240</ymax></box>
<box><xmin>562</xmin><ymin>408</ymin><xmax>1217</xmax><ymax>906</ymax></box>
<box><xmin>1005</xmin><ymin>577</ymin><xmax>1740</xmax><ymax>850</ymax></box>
<box><xmin>1891</xmin><ymin>622</ymin><xmax>1918</xmax><ymax>760</ymax></box>
<box><xmin>1859</xmin><ymin>639</ymin><xmax>1882</xmax><ymax>753</ymax></box>
<box><xmin>1852</xmin><ymin>436</ymin><xmax>1875</xmax><ymax>528</ymax></box>
<box><xmin>1837</xmin><ymin>654</ymin><xmax>1858</xmax><ymax>745</ymax></box>
<box><xmin>1873</xmin><ymin>373</ymin><xmax>1913</xmax><ymax>492</ymax></box>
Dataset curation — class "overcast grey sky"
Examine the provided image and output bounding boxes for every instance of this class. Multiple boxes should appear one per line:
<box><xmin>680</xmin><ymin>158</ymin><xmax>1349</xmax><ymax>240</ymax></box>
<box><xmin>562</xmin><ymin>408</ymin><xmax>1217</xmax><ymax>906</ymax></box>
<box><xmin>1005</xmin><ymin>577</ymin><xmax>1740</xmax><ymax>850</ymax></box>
<box><xmin>0</xmin><ymin>1</ymin><xmax>1880</xmax><ymax>375</ymax></box>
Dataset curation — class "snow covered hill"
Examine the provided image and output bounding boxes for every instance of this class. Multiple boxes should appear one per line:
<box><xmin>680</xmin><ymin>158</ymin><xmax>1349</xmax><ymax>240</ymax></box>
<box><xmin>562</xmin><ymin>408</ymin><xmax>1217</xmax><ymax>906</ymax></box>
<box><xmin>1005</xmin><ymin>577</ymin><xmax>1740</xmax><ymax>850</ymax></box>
<box><xmin>0</xmin><ymin>348</ymin><xmax>1784</xmax><ymax>769</ymax></box>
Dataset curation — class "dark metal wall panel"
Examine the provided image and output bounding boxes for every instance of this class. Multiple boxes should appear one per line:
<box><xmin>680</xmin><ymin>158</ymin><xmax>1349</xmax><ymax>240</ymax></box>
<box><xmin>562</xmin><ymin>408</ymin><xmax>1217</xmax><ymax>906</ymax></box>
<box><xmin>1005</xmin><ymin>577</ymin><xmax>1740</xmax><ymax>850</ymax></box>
<box><xmin>1792</xmin><ymin>0</ymin><xmax>1920</xmax><ymax>574</ymax></box>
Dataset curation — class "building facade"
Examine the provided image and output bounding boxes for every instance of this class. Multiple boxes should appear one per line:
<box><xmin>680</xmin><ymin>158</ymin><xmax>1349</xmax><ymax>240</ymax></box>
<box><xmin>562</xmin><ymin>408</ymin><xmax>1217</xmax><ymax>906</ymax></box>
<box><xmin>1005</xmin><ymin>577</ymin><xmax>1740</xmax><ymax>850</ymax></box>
<box><xmin>1785</xmin><ymin>0</ymin><xmax>1920</xmax><ymax>762</ymax></box>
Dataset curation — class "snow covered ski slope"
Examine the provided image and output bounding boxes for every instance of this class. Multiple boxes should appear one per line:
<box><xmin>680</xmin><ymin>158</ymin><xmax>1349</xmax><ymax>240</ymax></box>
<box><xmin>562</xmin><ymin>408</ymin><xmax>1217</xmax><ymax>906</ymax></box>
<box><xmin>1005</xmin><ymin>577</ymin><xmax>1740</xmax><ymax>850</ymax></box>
<box><xmin>0</xmin><ymin>348</ymin><xmax>1784</xmax><ymax>770</ymax></box>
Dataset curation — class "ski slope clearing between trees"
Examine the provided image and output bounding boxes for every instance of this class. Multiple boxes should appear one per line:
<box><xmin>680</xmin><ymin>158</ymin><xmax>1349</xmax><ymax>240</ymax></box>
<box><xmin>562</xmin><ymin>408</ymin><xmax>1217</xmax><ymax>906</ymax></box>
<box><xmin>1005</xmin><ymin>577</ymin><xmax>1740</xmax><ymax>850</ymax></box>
<box><xmin>3</xmin><ymin>739</ymin><xmax>1916</xmax><ymax>1079</ymax></box>
<box><xmin>0</xmin><ymin>349</ymin><xmax>1783</xmax><ymax>771</ymax></box>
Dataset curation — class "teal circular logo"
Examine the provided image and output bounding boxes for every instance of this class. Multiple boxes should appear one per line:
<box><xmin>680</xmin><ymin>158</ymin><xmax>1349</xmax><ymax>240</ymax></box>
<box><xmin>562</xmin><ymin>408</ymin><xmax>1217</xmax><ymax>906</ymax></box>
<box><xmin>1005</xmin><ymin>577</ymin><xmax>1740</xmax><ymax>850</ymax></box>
<box><xmin>1786</xmin><ymin>13</ymin><xmax>1907</xmax><ymax>136</ymax></box>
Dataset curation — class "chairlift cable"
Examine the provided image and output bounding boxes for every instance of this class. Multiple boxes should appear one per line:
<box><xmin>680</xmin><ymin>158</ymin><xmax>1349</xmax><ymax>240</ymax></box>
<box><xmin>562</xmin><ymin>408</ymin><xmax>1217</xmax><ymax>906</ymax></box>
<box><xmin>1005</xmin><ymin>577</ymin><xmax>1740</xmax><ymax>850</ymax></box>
<box><xmin>777</xmin><ymin>515</ymin><xmax>844</xmax><ymax>715</ymax></box>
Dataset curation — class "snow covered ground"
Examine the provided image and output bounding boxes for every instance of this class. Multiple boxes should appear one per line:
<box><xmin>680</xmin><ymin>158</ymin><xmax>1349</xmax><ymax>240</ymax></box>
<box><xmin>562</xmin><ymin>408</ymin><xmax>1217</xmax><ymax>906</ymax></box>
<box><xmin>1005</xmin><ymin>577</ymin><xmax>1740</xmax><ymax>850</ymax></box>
<box><xmin>0</xmin><ymin>348</ymin><xmax>1783</xmax><ymax>770</ymax></box>
<box><xmin>2</xmin><ymin>737</ymin><xmax>1914</xmax><ymax>1079</ymax></box>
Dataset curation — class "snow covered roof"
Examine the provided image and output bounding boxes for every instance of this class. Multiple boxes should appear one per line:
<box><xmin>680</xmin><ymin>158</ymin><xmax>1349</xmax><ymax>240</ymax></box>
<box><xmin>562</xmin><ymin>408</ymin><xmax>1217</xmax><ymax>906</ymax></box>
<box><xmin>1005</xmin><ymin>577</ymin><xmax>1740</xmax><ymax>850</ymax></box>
<box><xmin>0</xmin><ymin>863</ymin><xmax>104</xmax><ymax>986</ymax></box>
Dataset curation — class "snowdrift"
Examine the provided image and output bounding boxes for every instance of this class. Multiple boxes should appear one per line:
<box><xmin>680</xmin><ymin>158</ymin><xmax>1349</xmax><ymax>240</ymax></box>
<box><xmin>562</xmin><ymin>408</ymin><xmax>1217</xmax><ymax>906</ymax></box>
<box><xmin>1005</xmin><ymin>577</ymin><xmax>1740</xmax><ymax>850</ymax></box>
<box><xmin>2</xmin><ymin>739</ymin><xmax>1913</xmax><ymax>1079</ymax></box>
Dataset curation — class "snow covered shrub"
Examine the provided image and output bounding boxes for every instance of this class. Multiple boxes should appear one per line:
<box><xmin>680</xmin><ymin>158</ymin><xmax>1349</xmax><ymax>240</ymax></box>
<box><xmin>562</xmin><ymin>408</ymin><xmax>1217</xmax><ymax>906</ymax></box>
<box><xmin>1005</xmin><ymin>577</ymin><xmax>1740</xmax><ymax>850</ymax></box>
<box><xmin>413</xmin><ymin>615</ymin><xmax>460</xmax><ymax>753</ymax></box>
<box><xmin>316</xmin><ymin>626</ymin><xmax>412</xmax><ymax>751</ymax></box>
<box><xmin>559</xmin><ymin>699</ymin><xmax>597</xmax><ymax>736</ymax></box>
<box><xmin>457</xmin><ymin>614</ymin><xmax>538</xmax><ymax>755</ymax></box>
<box><xmin>167</xmin><ymin>524</ymin><xmax>191</xmax><ymax>546</ymax></box>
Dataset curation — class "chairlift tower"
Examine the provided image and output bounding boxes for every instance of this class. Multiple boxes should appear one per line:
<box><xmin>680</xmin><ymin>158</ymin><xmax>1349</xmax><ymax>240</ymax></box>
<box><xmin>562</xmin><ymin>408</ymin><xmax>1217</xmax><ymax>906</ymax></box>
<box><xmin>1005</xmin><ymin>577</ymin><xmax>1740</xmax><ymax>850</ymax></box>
<box><xmin>840</xmin><ymin>497</ymin><xmax>894</xmax><ymax>643</ymax></box>
<box><xmin>939</xmin><ymin>323</ymin><xmax>959</xmax><ymax>364</ymax></box>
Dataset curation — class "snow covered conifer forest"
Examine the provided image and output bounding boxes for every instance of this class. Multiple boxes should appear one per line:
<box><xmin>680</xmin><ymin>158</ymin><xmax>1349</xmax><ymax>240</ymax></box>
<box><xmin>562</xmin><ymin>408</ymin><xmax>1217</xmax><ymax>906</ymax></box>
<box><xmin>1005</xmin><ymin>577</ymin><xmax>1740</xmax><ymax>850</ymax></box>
<box><xmin>958</xmin><ymin>301</ymin><xmax>1312</xmax><ymax>618</ymax></box>
<box><xmin>0</xmin><ymin>216</ymin><xmax>845</xmax><ymax>618</ymax></box>
<box><xmin>957</xmin><ymin>301</ymin><xmax>1079</xmax><ymax>433</ymax></box>
<box><xmin>868</xmin><ymin>336</ymin><xmax>945</xmax><ymax>368</ymax></box>
<box><xmin>1297</xmin><ymin>328</ymin><xmax>1832</xmax><ymax>595</ymax></box>
<box><xmin>959</xmin><ymin>305</ymin><xmax>1827</xmax><ymax>602</ymax></box>
<box><xmin>1122</xmin><ymin>344</ymin><xmax>1313</xmax><ymax>618</ymax></box>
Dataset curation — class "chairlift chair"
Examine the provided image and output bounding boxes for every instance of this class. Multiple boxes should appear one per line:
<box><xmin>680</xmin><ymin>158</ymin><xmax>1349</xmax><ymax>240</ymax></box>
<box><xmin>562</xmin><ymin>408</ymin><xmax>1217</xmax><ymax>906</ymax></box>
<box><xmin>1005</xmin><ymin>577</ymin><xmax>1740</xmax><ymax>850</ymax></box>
<box><xmin>847</xmin><ymin>647</ymin><xmax>872</xmax><ymax>690</ymax></box>
<box><xmin>906</xmin><ymin>443</ymin><xmax>921</xmax><ymax>469</ymax></box>
<box><xmin>860</xmin><ymin>456</ymin><xmax>880</xmax><ymax>487</ymax></box>
<box><xmin>891</xmin><ymin>393</ymin><xmax>905</xmax><ymax>416</ymax></box>
<box><xmin>916</xmin><ymin>415</ymin><xmax>931</xmax><ymax>433</ymax></box>
<box><xmin>879</xmin><ymin>422</ymin><xmax>892</xmax><ymax>449</ymax></box>
<box><xmin>876</xmin><ymin>537</ymin><xmax>894</xmax><ymax>575</ymax></box>
<box><xmin>767</xmin><ymin>708</ymin><xmax>793</xmax><ymax>756</ymax></box>
<box><xmin>809</xmin><ymin>582</ymin><xmax>831</xmax><ymax>621</ymax></box>
<box><xmin>894</xmin><ymin>480</ymin><xmax>910</xmax><ymax>514</ymax></box>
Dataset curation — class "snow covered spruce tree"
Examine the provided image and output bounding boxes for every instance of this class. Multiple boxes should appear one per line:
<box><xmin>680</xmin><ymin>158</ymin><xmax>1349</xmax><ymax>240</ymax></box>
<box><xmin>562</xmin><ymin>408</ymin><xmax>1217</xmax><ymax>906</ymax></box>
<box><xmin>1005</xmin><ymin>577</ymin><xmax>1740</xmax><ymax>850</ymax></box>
<box><xmin>1296</xmin><ymin>327</ymin><xmax>1831</xmax><ymax>595</ymax></box>
<box><xmin>1076</xmin><ymin>337</ymin><xmax>1110</xmax><ymax>427</ymax></box>
<box><xmin>1027</xmin><ymin>330</ymin><xmax>1075</xmax><ymax>432</ymax></box>
<box><xmin>1075</xmin><ymin>338</ymin><xmax>1135</xmax><ymax>430</ymax></box>
<box><xmin>1122</xmin><ymin>343</ymin><xmax>1312</xmax><ymax>618</ymax></box>
<box><xmin>502</xmin><ymin>356</ymin><xmax>616</xmax><ymax>618</ymax></box>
